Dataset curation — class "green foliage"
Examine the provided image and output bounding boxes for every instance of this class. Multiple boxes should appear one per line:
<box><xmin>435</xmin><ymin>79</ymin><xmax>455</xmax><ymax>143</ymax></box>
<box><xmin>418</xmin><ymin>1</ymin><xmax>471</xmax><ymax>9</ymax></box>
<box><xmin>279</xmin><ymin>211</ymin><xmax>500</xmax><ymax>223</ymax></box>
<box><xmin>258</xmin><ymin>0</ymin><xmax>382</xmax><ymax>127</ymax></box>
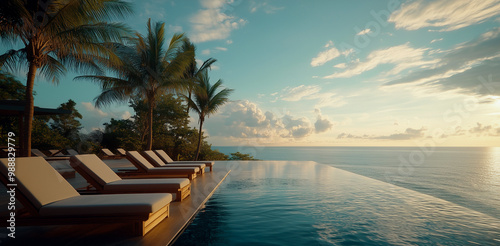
<box><xmin>31</xmin><ymin>118</ymin><xmax>70</xmax><ymax>149</ymax></box>
<box><xmin>0</xmin><ymin>71</ymin><xmax>25</xmax><ymax>100</ymax></box>
<box><xmin>0</xmin><ymin>72</ymin><xmax>26</xmax><ymax>138</ymax></box>
<box><xmin>186</xmin><ymin>69</ymin><xmax>234</xmax><ymax>160</ymax></box>
<box><xmin>229</xmin><ymin>152</ymin><xmax>257</xmax><ymax>160</ymax></box>
<box><xmin>76</xmin><ymin>19</ymin><xmax>195</xmax><ymax>150</ymax></box>
<box><xmin>131</xmin><ymin>94</ymin><xmax>190</xmax><ymax>149</ymax></box>
<box><xmin>102</xmin><ymin>118</ymin><xmax>141</xmax><ymax>151</ymax></box>
<box><xmin>50</xmin><ymin>99</ymin><xmax>82</xmax><ymax>147</ymax></box>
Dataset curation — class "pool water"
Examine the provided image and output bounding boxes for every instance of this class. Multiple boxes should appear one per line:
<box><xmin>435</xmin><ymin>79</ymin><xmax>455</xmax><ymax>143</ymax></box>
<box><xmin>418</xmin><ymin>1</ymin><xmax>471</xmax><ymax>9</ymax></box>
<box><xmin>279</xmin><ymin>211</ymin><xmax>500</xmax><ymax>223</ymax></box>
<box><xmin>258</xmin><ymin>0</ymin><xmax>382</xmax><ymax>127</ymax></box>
<box><xmin>175</xmin><ymin>161</ymin><xmax>500</xmax><ymax>245</ymax></box>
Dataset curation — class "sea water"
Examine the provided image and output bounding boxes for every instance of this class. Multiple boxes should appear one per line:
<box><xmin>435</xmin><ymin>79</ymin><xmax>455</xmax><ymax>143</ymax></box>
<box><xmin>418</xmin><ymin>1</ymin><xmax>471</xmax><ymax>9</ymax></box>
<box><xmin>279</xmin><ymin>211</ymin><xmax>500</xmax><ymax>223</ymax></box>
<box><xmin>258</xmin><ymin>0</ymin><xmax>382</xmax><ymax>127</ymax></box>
<box><xmin>174</xmin><ymin>147</ymin><xmax>500</xmax><ymax>245</ymax></box>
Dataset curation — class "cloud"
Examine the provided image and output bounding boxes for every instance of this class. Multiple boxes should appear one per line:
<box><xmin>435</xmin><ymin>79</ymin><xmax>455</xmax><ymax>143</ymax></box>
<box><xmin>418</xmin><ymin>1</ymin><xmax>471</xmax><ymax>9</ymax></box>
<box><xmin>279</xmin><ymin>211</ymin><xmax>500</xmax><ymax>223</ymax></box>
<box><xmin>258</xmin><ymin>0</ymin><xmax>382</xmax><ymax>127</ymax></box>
<box><xmin>314</xmin><ymin>92</ymin><xmax>347</xmax><ymax>108</ymax></box>
<box><xmin>281</xmin><ymin>85</ymin><xmax>321</xmax><ymax>101</ymax></box>
<box><xmin>201</xmin><ymin>49</ymin><xmax>211</xmax><ymax>55</ymax></box>
<box><xmin>190</xmin><ymin>0</ymin><xmax>247</xmax><ymax>43</ymax></box>
<box><xmin>374</xmin><ymin>127</ymin><xmax>426</xmax><ymax>140</ymax></box>
<box><xmin>356</xmin><ymin>28</ymin><xmax>371</xmax><ymax>36</ymax></box>
<box><xmin>389</xmin><ymin>0</ymin><xmax>500</xmax><ymax>31</ymax></box>
<box><xmin>226</xmin><ymin>40</ymin><xmax>233</xmax><ymax>44</ymax></box>
<box><xmin>168</xmin><ymin>25</ymin><xmax>183</xmax><ymax>33</ymax></box>
<box><xmin>338</xmin><ymin>127</ymin><xmax>426</xmax><ymax>140</ymax></box>
<box><xmin>250</xmin><ymin>1</ymin><xmax>284</xmax><ymax>14</ymax></box>
<box><xmin>311</xmin><ymin>41</ymin><xmax>341</xmax><ymax>67</ymax></box>
<box><xmin>121</xmin><ymin>111</ymin><xmax>132</xmax><ymax>120</ymax></box>
<box><xmin>314</xmin><ymin>109</ymin><xmax>333</xmax><ymax>133</ymax></box>
<box><xmin>82</xmin><ymin>102</ymin><xmax>108</xmax><ymax>117</ymax></box>
<box><xmin>385</xmin><ymin>28</ymin><xmax>500</xmax><ymax>97</ymax></box>
<box><xmin>205</xmin><ymin>100</ymin><xmax>322</xmax><ymax>140</ymax></box>
<box><xmin>469</xmin><ymin>122</ymin><xmax>500</xmax><ymax>136</ymax></box>
<box><xmin>324</xmin><ymin>43</ymin><xmax>434</xmax><ymax>79</ymax></box>
<box><xmin>431</xmin><ymin>38</ymin><xmax>443</xmax><ymax>43</ymax></box>
<box><xmin>215</xmin><ymin>47</ymin><xmax>228</xmax><ymax>51</ymax></box>
<box><xmin>279</xmin><ymin>85</ymin><xmax>347</xmax><ymax>109</ymax></box>
<box><xmin>334</xmin><ymin>63</ymin><xmax>347</xmax><ymax>69</ymax></box>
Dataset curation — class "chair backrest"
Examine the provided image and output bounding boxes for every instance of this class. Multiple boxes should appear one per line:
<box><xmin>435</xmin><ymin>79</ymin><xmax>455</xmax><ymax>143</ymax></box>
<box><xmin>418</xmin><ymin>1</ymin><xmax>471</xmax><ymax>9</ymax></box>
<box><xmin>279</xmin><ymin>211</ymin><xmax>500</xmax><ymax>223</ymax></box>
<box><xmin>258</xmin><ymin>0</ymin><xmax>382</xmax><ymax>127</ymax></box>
<box><xmin>67</xmin><ymin>149</ymin><xmax>79</xmax><ymax>156</ymax></box>
<box><xmin>153</xmin><ymin>149</ymin><xmax>174</xmax><ymax>163</ymax></box>
<box><xmin>70</xmin><ymin>154</ymin><xmax>122</xmax><ymax>187</ymax></box>
<box><xmin>0</xmin><ymin>157</ymin><xmax>80</xmax><ymax>211</ymax></box>
<box><xmin>126</xmin><ymin>151</ymin><xmax>155</xmax><ymax>172</ymax></box>
<box><xmin>101</xmin><ymin>148</ymin><xmax>115</xmax><ymax>156</ymax></box>
<box><xmin>49</xmin><ymin>149</ymin><xmax>60</xmax><ymax>156</ymax></box>
<box><xmin>142</xmin><ymin>150</ymin><xmax>167</xmax><ymax>167</ymax></box>
<box><xmin>116</xmin><ymin>148</ymin><xmax>126</xmax><ymax>156</ymax></box>
<box><xmin>31</xmin><ymin>149</ymin><xmax>47</xmax><ymax>157</ymax></box>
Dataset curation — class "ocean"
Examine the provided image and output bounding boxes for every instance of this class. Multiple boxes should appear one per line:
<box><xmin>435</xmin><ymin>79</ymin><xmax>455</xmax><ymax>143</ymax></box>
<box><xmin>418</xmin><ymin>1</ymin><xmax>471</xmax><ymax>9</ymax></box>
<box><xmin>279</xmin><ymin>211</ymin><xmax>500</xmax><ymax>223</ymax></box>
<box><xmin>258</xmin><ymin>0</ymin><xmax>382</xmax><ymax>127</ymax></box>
<box><xmin>214</xmin><ymin>146</ymin><xmax>500</xmax><ymax>220</ymax></box>
<box><xmin>175</xmin><ymin>146</ymin><xmax>500</xmax><ymax>245</ymax></box>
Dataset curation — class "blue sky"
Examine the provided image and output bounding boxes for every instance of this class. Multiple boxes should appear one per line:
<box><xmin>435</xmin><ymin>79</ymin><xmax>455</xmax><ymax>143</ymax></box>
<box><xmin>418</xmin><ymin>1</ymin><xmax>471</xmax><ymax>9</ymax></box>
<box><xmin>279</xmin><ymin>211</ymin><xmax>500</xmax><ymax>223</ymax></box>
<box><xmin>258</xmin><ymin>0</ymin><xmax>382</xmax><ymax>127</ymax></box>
<box><xmin>3</xmin><ymin>0</ymin><xmax>500</xmax><ymax>147</ymax></box>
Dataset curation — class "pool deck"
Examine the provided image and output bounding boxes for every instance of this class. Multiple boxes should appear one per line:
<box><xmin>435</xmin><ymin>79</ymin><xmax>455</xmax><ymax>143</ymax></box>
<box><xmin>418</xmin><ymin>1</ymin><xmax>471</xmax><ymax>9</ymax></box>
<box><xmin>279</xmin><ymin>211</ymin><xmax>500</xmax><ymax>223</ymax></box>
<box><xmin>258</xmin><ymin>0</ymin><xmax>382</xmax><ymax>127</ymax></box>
<box><xmin>0</xmin><ymin>159</ymin><xmax>231</xmax><ymax>245</ymax></box>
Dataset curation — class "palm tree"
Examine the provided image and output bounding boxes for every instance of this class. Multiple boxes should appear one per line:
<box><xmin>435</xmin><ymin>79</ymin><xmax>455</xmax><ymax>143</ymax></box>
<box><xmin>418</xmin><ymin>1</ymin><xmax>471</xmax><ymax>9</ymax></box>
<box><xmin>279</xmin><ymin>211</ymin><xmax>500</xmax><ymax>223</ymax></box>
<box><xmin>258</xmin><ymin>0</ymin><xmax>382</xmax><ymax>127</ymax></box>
<box><xmin>186</xmin><ymin>70</ymin><xmax>233</xmax><ymax>160</ymax></box>
<box><xmin>180</xmin><ymin>39</ymin><xmax>217</xmax><ymax>114</ymax></box>
<box><xmin>77</xmin><ymin>19</ymin><xmax>194</xmax><ymax>150</ymax></box>
<box><xmin>0</xmin><ymin>0</ymin><xmax>132</xmax><ymax>156</ymax></box>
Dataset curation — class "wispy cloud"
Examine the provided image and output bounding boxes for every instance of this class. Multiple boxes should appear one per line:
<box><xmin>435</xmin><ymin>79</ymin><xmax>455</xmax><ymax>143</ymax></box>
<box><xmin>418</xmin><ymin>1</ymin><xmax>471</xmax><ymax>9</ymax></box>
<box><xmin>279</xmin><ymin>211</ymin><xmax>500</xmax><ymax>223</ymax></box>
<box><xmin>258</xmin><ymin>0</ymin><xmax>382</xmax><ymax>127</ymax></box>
<box><xmin>338</xmin><ymin>127</ymin><xmax>426</xmax><ymax>140</ymax></box>
<box><xmin>430</xmin><ymin>38</ymin><xmax>443</xmax><ymax>43</ymax></box>
<box><xmin>168</xmin><ymin>25</ymin><xmax>183</xmax><ymax>33</ymax></box>
<box><xmin>82</xmin><ymin>102</ymin><xmax>108</xmax><ymax>117</ymax></box>
<box><xmin>279</xmin><ymin>85</ymin><xmax>347</xmax><ymax>109</ymax></box>
<box><xmin>250</xmin><ymin>1</ymin><xmax>284</xmax><ymax>14</ymax></box>
<box><xmin>385</xmin><ymin>28</ymin><xmax>500</xmax><ymax>97</ymax></box>
<box><xmin>215</xmin><ymin>47</ymin><xmax>228</xmax><ymax>51</ymax></box>
<box><xmin>281</xmin><ymin>85</ymin><xmax>321</xmax><ymax>101</ymax></box>
<box><xmin>190</xmin><ymin>0</ymin><xmax>246</xmax><ymax>43</ymax></box>
<box><xmin>389</xmin><ymin>0</ymin><xmax>500</xmax><ymax>31</ymax></box>
<box><xmin>311</xmin><ymin>41</ymin><xmax>341</xmax><ymax>67</ymax></box>
<box><xmin>324</xmin><ymin>43</ymin><xmax>434</xmax><ymax>79</ymax></box>
<box><xmin>356</xmin><ymin>28</ymin><xmax>371</xmax><ymax>36</ymax></box>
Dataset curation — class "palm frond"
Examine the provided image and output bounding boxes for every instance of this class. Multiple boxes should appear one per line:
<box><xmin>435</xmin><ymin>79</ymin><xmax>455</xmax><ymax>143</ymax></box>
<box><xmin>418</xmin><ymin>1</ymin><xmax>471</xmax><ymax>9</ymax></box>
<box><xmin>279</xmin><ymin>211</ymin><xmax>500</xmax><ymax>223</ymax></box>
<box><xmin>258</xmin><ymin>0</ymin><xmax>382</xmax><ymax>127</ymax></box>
<box><xmin>39</xmin><ymin>55</ymin><xmax>67</xmax><ymax>84</ymax></box>
<box><xmin>0</xmin><ymin>48</ymin><xmax>27</xmax><ymax>71</ymax></box>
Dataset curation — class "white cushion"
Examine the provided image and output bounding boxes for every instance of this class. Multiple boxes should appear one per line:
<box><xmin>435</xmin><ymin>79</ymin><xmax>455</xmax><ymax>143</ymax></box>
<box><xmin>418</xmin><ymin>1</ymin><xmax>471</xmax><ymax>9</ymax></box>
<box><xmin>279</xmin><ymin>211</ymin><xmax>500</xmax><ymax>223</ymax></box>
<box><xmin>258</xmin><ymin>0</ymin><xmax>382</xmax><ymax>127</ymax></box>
<box><xmin>0</xmin><ymin>157</ymin><xmax>80</xmax><ymax>209</ymax></box>
<box><xmin>102</xmin><ymin>149</ymin><xmax>115</xmax><ymax>156</ymax></box>
<box><xmin>143</xmin><ymin>150</ymin><xmax>167</xmax><ymax>166</ymax></box>
<box><xmin>147</xmin><ymin>166</ymin><xmax>199</xmax><ymax>174</ymax></box>
<box><xmin>70</xmin><ymin>154</ymin><xmax>121</xmax><ymax>186</ymax></box>
<box><xmin>154</xmin><ymin>150</ymin><xmax>175</xmax><ymax>163</ymax></box>
<box><xmin>127</xmin><ymin>151</ymin><xmax>155</xmax><ymax>170</ymax></box>
<box><xmin>161</xmin><ymin>163</ymin><xmax>206</xmax><ymax>169</ymax></box>
<box><xmin>104</xmin><ymin>178</ymin><xmax>190</xmax><ymax>192</ymax></box>
<box><xmin>39</xmin><ymin>193</ymin><xmax>172</xmax><ymax>216</ymax></box>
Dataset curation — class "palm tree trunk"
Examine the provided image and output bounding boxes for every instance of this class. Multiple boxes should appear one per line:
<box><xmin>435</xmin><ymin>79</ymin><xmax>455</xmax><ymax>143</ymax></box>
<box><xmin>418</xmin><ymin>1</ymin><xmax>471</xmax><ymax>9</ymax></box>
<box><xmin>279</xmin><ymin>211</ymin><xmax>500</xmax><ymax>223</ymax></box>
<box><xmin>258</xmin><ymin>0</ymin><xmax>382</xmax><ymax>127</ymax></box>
<box><xmin>146</xmin><ymin>103</ymin><xmax>154</xmax><ymax>150</ymax></box>
<box><xmin>186</xmin><ymin>88</ymin><xmax>192</xmax><ymax>114</ymax></box>
<box><xmin>195</xmin><ymin>118</ymin><xmax>204</xmax><ymax>161</ymax></box>
<box><xmin>22</xmin><ymin>62</ymin><xmax>37</xmax><ymax>157</ymax></box>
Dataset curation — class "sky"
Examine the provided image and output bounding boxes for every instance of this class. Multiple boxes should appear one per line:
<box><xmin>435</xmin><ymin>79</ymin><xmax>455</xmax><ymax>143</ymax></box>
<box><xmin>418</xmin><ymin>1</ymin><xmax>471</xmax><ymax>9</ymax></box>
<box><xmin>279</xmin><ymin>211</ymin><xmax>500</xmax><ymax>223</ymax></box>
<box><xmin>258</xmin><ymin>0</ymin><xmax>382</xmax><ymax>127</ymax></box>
<box><xmin>3</xmin><ymin>0</ymin><xmax>500</xmax><ymax>147</ymax></box>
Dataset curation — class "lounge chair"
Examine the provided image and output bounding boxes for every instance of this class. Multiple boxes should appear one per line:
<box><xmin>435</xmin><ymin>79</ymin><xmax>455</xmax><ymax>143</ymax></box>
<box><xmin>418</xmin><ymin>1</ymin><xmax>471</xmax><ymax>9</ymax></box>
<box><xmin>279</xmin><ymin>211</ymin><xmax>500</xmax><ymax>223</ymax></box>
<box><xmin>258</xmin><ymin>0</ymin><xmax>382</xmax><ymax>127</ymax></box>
<box><xmin>154</xmin><ymin>149</ymin><xmax>215</xmax><ymax>171</ymax></box>
<box><xmin>116</xmin><ymin>148</ymin><xmax>127</xmax><ymax>156</ymax></box>
<box><xmin>66</xmin><ymin>149</ymin><xmax>80</xmax><ymax>156</ymax></box>
<box><xmin>49</xmin><ymin>149</ymin><xmax>79</xmax><ymax>157</ymax></box>
<box><xmin>31</xmin><ymin>149</ymin><xmax>69</xmax><ymax>161</ymax></box>
<box><xmin>101</xmin><ymin>148</ymin><xmax>123</xmax><ymax>159</ymax></box>
<box><xmin>49</xmin><ymin>149</ymin><xmax>64</xmax><ymax>156</ymax></box>
<box><xmin>0</xmin><ymin>157</ymin><xmax>172</xmax><ymax>236</ymax></box>
<box><xmin>142</xmin><ymin>150</ymin><xmax>206</xmax><ymax>174</ymax></box>
<box><xmin>70</xmin><ymin>154</ymin><xmax>191</xmax><ymax>201</ymax></box>
<box><xmin>124</xmin><ymin>151</ymin><xmax>199</xmax><ymax>180</ymax></box>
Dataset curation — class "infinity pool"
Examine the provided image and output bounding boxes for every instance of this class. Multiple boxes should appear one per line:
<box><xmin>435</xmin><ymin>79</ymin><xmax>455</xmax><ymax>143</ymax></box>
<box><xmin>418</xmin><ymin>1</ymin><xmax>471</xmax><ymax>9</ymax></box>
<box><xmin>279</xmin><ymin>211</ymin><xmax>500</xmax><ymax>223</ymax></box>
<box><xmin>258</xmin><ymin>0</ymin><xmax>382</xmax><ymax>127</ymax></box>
<box><xmin>175</xmin><ymin>161</ymin><xmax>500</xmax><ymax>245</ymax></box>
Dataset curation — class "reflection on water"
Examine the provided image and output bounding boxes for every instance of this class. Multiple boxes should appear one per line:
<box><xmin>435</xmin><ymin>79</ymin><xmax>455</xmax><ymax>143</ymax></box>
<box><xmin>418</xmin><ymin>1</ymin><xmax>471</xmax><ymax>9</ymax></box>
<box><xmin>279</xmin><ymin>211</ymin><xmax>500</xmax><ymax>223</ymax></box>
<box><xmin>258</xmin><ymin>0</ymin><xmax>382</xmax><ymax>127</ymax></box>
<box><xmin>215</xmin><ymin>147</ymin><xmax>500</xmax><ymax>219</ymax></box>
<box><xmin>175</xmin><ymin>161</ymin><xmax>500</xmax><ymax>245</ymax></box>
<box><xmin>175</xmin><ymin>197</ymin><xmax>228</xmax><ymax>245</ymax></box>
